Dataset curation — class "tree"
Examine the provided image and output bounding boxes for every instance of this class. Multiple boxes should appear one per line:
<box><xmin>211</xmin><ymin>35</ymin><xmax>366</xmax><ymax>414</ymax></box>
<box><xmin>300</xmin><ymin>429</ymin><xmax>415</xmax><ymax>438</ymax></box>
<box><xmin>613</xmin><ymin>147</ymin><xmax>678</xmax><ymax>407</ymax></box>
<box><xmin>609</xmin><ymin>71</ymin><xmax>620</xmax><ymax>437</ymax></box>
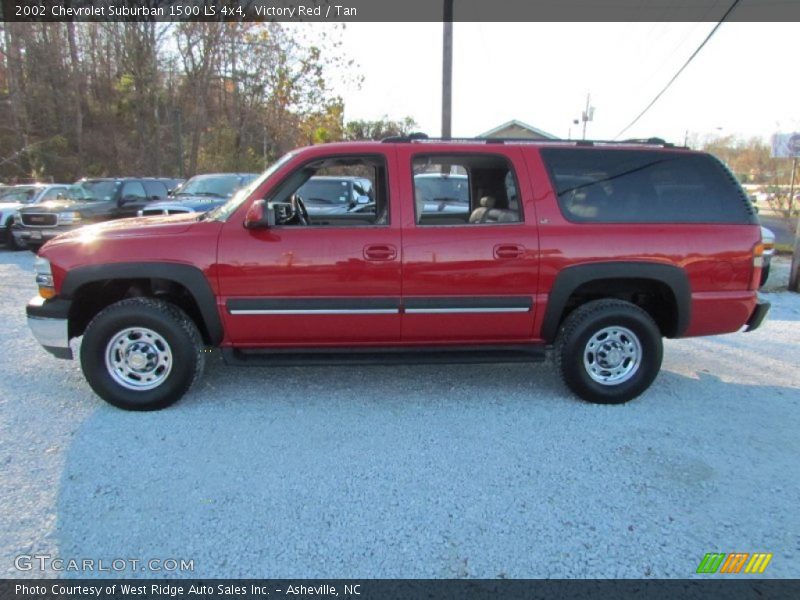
<box><xmin>344</xmin><ymin>116</ymin><xmax>419</xmax><ymax>141</ymax></box>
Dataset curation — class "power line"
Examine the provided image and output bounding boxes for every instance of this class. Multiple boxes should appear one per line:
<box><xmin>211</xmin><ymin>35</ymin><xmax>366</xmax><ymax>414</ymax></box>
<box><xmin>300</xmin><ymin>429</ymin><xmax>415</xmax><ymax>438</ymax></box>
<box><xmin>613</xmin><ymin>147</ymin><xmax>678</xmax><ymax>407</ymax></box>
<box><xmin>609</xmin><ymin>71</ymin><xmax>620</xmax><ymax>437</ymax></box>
<box><xmin>614</xmin><ymin>0</ymin><xmax>742</xmax><ymax>140</ymax></box>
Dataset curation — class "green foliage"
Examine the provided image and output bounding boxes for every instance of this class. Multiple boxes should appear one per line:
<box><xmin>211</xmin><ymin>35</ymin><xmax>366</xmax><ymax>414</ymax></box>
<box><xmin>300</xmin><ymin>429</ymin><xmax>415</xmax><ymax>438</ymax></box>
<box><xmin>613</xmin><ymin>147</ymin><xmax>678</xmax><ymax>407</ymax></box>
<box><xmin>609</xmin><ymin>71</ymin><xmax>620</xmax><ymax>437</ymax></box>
<box><xmin>344</xmin><ymin>116</ymin><xmax>419</xmax><ymax>141</ymax></box>
<box><xmin>0</xmin><ymin>23</ymin><xmax>360</xmax><ymax>182</ymax></box>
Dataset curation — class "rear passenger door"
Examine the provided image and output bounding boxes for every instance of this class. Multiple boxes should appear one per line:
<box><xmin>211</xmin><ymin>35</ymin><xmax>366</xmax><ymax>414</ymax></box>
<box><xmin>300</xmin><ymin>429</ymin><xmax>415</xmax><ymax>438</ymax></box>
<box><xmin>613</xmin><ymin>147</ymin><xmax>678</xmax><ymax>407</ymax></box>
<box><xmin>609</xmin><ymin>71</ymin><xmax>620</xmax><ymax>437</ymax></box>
<box><xmin>398</xmin><ymin>147</ymin><xmax>540</xmax><ymax>343</ymax></box>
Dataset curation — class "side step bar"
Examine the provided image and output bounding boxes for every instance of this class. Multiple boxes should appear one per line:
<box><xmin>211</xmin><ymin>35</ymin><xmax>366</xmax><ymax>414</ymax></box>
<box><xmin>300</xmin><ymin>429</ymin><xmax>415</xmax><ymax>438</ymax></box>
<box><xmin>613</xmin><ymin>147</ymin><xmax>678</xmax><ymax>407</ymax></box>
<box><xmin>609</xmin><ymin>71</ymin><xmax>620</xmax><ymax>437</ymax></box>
<box><xmin>222</xmin><ymin>344</ymin><xmax>546</xmax><ymax>367</ymax></box>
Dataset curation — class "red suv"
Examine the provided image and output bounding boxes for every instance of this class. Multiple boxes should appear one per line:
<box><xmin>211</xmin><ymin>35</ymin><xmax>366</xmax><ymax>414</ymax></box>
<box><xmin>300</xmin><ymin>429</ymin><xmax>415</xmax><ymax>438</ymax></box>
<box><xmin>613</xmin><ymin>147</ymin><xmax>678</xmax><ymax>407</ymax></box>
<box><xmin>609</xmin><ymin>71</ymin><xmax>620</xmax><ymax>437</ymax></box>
<box><xmin>26</xmin><ymin>137</ymin><xmax>770</xmax><ymax>410</ymax></box>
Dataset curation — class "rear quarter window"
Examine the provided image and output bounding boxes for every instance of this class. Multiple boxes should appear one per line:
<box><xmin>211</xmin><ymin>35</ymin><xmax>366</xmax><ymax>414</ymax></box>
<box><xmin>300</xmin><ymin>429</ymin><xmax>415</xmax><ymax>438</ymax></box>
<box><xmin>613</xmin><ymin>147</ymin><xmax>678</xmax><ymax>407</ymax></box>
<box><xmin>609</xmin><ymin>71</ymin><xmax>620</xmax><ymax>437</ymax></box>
<box><xmin>541</xmin><ymin>149</ymin><xmax>757</xmax><ymax>224</ymax></box>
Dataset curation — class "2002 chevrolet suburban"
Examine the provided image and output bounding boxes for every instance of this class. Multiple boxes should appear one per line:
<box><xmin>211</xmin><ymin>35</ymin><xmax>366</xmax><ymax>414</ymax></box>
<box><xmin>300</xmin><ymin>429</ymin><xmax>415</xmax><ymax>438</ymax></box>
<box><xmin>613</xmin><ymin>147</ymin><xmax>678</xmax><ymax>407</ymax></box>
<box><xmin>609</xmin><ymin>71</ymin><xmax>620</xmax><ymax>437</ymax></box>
<box><xmin>26</xmin><ymin>136</ymin><xmax>770</xmax><ymax>410</ymax></box>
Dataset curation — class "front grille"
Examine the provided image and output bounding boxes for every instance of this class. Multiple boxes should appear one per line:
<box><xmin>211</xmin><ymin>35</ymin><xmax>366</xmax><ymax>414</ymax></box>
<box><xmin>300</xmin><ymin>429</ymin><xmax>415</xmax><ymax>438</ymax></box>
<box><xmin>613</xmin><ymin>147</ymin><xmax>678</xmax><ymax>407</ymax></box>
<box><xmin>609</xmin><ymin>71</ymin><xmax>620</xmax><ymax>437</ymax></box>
<box><xmin>21</xmin><ymin>213</ymin><xmax>58</xmax><ymax>227</ymax></box>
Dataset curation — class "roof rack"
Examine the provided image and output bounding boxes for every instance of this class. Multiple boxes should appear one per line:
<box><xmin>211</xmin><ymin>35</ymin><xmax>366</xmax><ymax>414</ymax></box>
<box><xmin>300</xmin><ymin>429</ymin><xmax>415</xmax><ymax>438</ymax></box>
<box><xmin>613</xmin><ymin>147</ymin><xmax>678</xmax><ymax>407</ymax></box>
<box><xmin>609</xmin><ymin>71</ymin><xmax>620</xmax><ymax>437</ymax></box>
<box><xmin>381</xmin><ymin>133</ymin><xmax>678</xmax><ymax>148</ymax></box>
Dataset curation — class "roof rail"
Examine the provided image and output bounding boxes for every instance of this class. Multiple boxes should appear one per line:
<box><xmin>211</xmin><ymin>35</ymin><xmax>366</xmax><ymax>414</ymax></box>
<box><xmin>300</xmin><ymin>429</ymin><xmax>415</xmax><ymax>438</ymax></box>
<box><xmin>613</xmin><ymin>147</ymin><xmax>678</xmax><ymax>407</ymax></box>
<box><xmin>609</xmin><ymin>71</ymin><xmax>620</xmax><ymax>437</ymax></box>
<box><xmin>381</xmin><ymin>132</ymin><xmax>430</xmax><ymax>143</ymax></box>
<box><xmin>381</xmin><ymin>134</ymin><xmax>679</xmax><ymax>148</ymax></box>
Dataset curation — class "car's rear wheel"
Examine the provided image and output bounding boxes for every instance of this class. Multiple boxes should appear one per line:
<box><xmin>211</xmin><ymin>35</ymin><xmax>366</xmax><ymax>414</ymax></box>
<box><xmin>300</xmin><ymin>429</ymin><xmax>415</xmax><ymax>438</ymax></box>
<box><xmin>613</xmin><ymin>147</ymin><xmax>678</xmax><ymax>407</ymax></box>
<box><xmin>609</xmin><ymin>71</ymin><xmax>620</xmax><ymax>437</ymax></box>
<box><xmin>555</xmin><ymin>299</ymin><xmax>663</xmax><ymax>404</ymax></box>
<box><xmin>4</xmin><ymin>220</ymin><xmax>21</xmax><ymax>250</ymax></box>
<box><xmin>80</xmin><ymin>297</ymin><xmax>205</xmax><ymax>410</ymax></box>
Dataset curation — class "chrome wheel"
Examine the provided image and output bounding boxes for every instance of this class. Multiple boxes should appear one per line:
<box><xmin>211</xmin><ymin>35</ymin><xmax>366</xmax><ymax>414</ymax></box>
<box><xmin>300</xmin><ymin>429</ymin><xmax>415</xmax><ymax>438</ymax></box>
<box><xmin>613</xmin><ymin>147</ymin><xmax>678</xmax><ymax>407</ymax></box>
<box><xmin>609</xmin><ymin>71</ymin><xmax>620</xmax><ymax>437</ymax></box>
<box><xmin>583</xmin><ymin>325</ymin><xmax>642</xmax><ymax>385</ymax></box>
<box><xmin>105</xmin><ymin>327</ymin><xmax>173</xmax><ymax>391</ymax></box>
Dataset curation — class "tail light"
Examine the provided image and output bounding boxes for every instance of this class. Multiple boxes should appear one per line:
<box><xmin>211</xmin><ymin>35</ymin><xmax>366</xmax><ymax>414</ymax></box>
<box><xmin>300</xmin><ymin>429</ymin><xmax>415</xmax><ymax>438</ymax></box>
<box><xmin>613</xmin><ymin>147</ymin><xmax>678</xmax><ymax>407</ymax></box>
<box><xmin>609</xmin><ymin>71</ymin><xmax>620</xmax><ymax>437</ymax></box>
<box><xmin>750</xmin><ymin>242</ymin><xmax>764</xmax><ymax>290</ymax></box>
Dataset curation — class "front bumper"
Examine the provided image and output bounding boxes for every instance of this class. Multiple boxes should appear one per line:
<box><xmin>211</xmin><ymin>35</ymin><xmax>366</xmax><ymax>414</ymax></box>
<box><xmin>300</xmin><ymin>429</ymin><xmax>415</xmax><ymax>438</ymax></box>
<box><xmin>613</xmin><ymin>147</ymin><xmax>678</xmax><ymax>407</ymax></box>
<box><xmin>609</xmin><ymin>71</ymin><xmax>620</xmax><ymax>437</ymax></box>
<box><xmin>744</xmin><ymin>296</ymin><xmax>770</xmax><ymax>332</ymax></box>
<box><xmin>13</xmin><ymin>225</ymin><xmax>76</xmax><ymax>246</ymax></box>
<box><xmin>26</xmin><ymin>296</ymin><xmax>73</xmax><ymax>359</ymax></box>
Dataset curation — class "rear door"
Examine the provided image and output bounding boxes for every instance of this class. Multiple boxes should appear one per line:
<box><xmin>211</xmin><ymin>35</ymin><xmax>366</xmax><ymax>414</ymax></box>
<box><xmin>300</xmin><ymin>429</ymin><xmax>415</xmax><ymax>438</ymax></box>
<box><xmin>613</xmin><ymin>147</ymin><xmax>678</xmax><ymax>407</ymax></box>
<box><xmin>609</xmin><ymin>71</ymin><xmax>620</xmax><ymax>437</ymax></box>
<box><xmin>397</xmin><ymin>146</ymin><xmax>540</xmax><ymax>343</ymax></box>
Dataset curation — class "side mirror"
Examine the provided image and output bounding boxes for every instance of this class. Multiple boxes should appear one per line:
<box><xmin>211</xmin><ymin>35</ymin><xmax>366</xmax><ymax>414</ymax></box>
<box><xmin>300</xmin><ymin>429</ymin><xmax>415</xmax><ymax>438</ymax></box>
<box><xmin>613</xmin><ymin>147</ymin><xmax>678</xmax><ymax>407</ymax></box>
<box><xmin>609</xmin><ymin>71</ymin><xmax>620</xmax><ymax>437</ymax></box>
<box><xmin>119</xmin><ymin>194</ymin><xmax>140</xmax><ymax>205</ymax></box>
<box><xmin>356</xmin><ymin>194</ymin><xmax>370</xmax><ymax>205</ymax></box>
<box><xmin>244</xmin><ymin>199</ymin><xmax>274</xmax><ymax>229</ymax></box>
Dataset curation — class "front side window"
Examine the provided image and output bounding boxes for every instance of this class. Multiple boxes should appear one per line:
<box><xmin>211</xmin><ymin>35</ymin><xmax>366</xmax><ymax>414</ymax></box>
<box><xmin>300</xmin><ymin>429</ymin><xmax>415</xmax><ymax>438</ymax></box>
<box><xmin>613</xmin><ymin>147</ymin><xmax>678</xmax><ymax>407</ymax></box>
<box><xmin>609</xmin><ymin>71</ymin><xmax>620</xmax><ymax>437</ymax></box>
<box><xmin>142</xmin><ymin>181</ymin><xmax>169</xmax><ymax>200</ymax></box>
<box><xmin>268</xmin><ymin>155</ymin><xmax>388</xmax><ymax>227</ymax></box>
<box><xmin>412</xmin><ymin>154</ymin><xmax>522</xmax><ymax>226</ymax></box>
<box><xmin>121</xmin><ymin>181</ymin><xmax>147</xmax><ymax>201</ymax></box>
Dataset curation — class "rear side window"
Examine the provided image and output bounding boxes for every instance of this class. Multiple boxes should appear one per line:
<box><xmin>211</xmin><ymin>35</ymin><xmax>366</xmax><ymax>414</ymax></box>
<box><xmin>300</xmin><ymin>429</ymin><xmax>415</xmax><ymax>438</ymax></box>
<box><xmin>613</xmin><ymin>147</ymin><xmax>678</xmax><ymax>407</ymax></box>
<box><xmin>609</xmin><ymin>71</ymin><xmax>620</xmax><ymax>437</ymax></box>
<box><xmin>541</xmin><ymin>149</ymin><xmax>756</xmax><ymax>224</ymax></box>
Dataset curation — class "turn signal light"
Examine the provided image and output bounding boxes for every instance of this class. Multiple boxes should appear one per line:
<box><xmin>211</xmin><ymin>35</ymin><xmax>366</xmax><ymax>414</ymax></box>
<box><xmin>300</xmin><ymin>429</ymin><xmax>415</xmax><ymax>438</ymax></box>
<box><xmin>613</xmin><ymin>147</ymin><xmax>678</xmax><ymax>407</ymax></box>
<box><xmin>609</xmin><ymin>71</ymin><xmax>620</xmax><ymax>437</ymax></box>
<box><xmin>750</xmin><ymin>242</ymin><xmax>765</xmax><ymax>290</ymax></box>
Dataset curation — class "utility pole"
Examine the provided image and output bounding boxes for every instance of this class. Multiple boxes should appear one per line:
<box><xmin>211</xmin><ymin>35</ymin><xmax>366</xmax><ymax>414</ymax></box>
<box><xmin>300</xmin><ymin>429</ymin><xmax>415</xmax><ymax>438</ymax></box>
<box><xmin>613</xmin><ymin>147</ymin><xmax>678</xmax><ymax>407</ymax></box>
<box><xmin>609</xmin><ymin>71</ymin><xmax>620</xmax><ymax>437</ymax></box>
<box><xmin>789</xmin><ymin>156</ymin><xmax>800</xmax><ymax>291</ymax></box>
<box><xmin>581</xmin><ymin>93</ymin><xmax>594</xmax><ymax>140</ymax></box>
<box><xmin>441</xmin><ymin>0</ymin><xmax>453</xmax><ymax>139</ymax></box>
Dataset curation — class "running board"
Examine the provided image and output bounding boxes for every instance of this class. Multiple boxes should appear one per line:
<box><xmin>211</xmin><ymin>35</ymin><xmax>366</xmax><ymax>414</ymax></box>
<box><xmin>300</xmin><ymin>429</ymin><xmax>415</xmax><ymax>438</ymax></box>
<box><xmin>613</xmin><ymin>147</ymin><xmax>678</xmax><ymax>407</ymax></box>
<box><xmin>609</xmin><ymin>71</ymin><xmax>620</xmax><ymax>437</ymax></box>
<box><xmin>222</xmin><ymin>344</ymin><xmax>546</xmax><ymax>367</ymax></box>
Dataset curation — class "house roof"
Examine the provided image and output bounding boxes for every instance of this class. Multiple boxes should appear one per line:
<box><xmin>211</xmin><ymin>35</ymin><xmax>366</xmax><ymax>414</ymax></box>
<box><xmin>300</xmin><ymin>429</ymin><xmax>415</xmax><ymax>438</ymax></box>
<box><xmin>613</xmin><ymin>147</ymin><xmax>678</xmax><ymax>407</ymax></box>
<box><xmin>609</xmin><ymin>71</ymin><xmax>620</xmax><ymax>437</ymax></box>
<box><xmin>479</xmin><ymin>119</ymin><xmax>558</xmax><ymax>140</ymax></box>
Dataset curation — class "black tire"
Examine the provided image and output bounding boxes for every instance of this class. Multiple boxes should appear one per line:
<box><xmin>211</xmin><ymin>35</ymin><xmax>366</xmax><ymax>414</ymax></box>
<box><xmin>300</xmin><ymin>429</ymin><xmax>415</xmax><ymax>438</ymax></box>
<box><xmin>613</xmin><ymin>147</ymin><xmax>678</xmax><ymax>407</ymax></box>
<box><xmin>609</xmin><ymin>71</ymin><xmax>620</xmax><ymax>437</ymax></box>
<box><xmin>4</xmin><ymin>221</ymin><xmax>20</xmax><ymax>250</ymax></box>
<box><xmin>80</xmin><ymin>297</ymin><xmax>205</xmax><ymax>411</ymax></box>
<box><xmin>759</xmin><ymin>262</ymin><xmax>770</xmax><ymax>287</ymax></box>
<box><xmin>555</xmin><ymin>299</ymin><xmax>663</xmax><ymax>405</ymax></box>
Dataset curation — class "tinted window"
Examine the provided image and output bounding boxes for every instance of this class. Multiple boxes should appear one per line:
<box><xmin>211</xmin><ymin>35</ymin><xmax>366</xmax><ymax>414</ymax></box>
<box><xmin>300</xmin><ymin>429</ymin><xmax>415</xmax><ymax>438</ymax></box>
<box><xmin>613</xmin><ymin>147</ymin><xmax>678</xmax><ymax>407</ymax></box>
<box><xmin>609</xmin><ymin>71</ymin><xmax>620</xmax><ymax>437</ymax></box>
<box><xmin>296</xmin><ymin>179</ymin><xmax>353</xmax><ymax>207</ymax></box>
<box><xmin>541</xmin><ymin>149</ymin><xmax>756</xmax><ymax>224</ymax></box>
<box><xmin>121</xmin><ymin>181</ymin><xmax>147</xmax><ymax>200</ymax></box>
<box><xmin>142</xmin><ymin>180</ymin><xmax>168</xmax><ymax>199</ymax></box>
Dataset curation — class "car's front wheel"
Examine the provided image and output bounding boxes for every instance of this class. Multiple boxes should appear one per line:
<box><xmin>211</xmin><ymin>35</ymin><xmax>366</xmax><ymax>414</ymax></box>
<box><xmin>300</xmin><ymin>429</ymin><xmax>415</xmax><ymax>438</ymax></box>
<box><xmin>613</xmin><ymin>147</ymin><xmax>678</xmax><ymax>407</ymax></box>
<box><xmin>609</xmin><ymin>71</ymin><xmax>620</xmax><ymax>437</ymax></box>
<box><xmin>80</xmin><ymin>297</ymin><xmax>205</xmax><ymax>410</ymax></box>
<box><xmin>555</xmin><ymin>299</ymin><xmax>663</xmax><ymax>404</ymax></box>
<box><xmin>4</xmin><ymin>220</ymin><xmax>21</xmax><ymax>250</ymax></box>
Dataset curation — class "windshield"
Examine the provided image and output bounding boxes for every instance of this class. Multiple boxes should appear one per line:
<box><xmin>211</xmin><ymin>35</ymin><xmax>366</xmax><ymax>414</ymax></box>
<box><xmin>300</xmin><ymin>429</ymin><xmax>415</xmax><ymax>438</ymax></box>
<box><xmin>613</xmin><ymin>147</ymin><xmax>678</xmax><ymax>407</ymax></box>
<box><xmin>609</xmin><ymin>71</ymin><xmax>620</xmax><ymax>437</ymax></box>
<box><xmin>175</xmin><ymin>174</ymin><xmax>249</xmax><ymax>198</ymax></box>
<box><xmin>0</xmin><ymin>186</ymin><xmax>40</xmax><ymax>204</ymax></box>
<box><xmin>205</xmin><ymin>153</ymin><xmax>295</xmax><ymax>222</ymax></box>
<box><xmin>78</xmin><ymin>180</ymin><xmax>120</xmax><ymax>201</ymax></box>
<box><xmin>414</xmin><ymin>175</ymin><xmax>469</xmax><ymax>203</ymax></box>
<box><xmin>297</xmin><ymin>179</ymin><xmax>352</xmax><ymax>205</ymax></box>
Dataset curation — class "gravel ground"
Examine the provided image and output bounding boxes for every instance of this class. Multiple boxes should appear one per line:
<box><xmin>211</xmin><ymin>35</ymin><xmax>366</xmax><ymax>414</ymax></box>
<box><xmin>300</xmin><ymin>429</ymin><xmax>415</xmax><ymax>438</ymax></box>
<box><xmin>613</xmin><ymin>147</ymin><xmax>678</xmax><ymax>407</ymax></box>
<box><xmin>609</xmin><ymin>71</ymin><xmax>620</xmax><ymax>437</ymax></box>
<box><xmin>1</xmin><ymin>250</ymin><xmax>798</xmax><ymax>579</ymax></box>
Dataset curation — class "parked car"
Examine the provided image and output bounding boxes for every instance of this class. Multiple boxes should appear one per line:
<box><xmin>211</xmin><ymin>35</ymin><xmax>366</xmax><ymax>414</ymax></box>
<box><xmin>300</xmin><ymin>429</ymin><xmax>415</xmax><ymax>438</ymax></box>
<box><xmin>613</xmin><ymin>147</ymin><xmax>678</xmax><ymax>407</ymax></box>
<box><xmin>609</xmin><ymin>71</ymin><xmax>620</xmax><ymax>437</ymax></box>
<box><xmin>760</xmin><ymin>226</ymin><xmax>775</xmax><ymax>287</ymax></box>
<box><xmin>413</xmin><ymin>172</ymin><xmax>470</xmax><ymax>217</ymax></box>
<box><xmin>13</xmin><ymin>177</ymin><xmax>171</xmax><ymax>251</ymax></box>
<box><xmin>293</xmin><ymin>175</ymin><xmax>374</xmax><ymax>220</ymax></box>
<box><xmin>26</xmin><ymin>137</ymin><xmax>769</xmax><ymax>411</ymax></box>
<box><xmin>139</xmin><ymin>173</ymin><xmax>257</xmax><ymax>217</ymax></box>
<box><xmin>0</xmin><ymin>184</ymin><xmax>77</xmax><ymax>249</ymax></box>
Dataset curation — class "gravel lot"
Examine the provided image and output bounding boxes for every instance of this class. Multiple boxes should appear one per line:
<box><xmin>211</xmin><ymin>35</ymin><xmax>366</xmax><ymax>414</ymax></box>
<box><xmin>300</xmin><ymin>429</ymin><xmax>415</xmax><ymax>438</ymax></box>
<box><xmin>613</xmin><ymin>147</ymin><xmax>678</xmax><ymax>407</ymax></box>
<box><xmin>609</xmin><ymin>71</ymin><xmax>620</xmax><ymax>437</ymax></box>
<box><xmin>1</xmin><ymin>250</ymin><xmax>798</xmax><ymax>579</ymax></box>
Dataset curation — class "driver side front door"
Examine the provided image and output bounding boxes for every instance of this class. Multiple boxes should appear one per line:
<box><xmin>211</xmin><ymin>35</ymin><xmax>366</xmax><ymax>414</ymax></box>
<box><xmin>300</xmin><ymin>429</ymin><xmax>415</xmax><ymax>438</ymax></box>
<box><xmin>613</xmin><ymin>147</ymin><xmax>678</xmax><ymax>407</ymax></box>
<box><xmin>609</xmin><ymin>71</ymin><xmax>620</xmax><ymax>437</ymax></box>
<box><xmin>216</xmin><ymin>150</ymin><xmax>402</xmax><ymax>347</ymax></box>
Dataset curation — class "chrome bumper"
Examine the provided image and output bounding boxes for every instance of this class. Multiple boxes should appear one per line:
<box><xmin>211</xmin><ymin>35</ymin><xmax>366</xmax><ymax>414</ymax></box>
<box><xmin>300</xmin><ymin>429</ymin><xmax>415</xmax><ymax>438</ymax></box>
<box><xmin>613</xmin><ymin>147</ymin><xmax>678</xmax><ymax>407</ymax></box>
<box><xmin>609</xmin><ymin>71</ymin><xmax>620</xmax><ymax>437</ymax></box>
<box><xmin>26</xmin><ymin>296</ymin><xmax>73</xmax><ymax>359</ymax></box>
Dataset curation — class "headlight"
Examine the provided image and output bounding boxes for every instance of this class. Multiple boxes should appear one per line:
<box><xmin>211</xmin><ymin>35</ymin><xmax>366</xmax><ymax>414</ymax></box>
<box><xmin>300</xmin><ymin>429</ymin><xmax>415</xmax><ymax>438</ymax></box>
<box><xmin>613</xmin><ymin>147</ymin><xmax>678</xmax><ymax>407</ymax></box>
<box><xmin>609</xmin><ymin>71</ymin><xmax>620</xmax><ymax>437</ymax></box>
<box><xmin>34</xmin><ymin>256</ymin><xmax>55</xmax><ymax>299</ymax></box>
<box><xmin>13</xmin><ymin>211</ymin><xmax>21</xmax><ymax>224</ymax></box>
<box><xmin>57</xmin><ymin>211</ymin><xmax>82</xmax><ymax>224</ymax></box>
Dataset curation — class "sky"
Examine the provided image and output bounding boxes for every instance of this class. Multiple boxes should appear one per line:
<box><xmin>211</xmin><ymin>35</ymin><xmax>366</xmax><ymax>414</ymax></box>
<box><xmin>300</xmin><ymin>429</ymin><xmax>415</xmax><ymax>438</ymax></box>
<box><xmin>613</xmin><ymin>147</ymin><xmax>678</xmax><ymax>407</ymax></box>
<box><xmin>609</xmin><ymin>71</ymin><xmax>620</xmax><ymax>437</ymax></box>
<box><xmin>306</xmin><ymin>22</ymin><xmax>799</xmax><ymax>145</ymax></box>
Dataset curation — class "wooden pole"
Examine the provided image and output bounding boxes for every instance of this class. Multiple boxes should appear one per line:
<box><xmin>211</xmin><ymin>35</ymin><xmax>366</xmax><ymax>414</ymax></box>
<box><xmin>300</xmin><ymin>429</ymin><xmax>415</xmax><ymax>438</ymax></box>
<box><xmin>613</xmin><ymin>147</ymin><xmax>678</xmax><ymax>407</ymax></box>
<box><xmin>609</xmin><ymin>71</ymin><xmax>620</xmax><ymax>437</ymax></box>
<box><xmin>441</xmin><ymin>0</ymin><xmax>453</xmax><ymax>139</ymax></box>
<box><xmin>788</xmin><ymin>157</ymin><xmax>800</xmax><ymax>291</ymax></box>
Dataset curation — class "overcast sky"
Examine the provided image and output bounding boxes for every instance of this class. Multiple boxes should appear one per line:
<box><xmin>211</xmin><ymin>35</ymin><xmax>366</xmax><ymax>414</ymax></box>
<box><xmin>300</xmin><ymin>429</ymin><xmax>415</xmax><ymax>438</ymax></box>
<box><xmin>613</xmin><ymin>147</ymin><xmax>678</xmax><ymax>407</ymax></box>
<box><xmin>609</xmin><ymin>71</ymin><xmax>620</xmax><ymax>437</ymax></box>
<box><xmin>311</xmin><ymin>22</ymin><xmax>799</xmax><ymax>144</ymax></box>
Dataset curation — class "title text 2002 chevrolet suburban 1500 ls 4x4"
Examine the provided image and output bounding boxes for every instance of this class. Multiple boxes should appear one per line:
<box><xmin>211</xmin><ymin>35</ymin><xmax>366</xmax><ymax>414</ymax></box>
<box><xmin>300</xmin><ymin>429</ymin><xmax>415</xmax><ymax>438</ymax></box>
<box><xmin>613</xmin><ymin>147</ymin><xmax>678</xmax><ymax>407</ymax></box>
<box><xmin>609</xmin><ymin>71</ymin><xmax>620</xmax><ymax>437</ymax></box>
<box><xmin>26</xmin><ymin>136</ymin><xmax>770</xmax><ymax>410</ymax></box>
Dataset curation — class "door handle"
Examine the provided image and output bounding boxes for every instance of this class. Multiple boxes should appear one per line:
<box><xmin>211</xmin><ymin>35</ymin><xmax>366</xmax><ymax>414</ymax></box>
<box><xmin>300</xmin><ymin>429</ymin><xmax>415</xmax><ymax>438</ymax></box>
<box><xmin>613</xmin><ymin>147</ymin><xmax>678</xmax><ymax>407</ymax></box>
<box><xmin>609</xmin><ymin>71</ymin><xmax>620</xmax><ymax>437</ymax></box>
<box><xmin>364</xmin><ymin>244</ymin><xmax>397</xmax><ymax>261</ymax></box>
<box><xmin>494</xmin><ymin>244</ymin><xmax>524</xmax><ymax>259</ymax></box>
